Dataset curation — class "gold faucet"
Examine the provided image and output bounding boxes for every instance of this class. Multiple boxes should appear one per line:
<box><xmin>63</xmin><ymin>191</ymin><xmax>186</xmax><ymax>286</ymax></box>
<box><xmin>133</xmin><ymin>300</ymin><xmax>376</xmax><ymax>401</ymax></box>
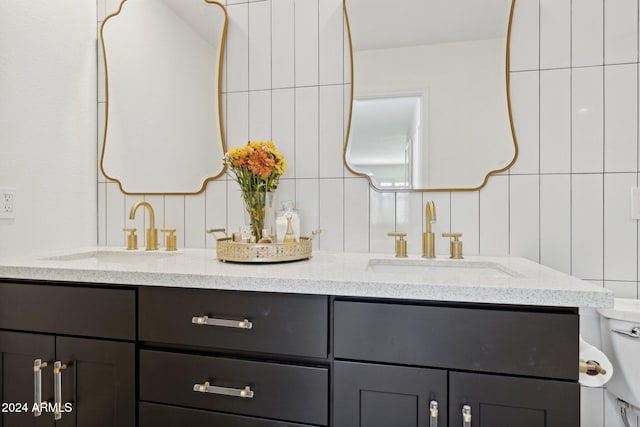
<box><xmin>129</xmin><ymin>201</ymin><xmax>158</xmax><ymax>251</ymax></box>
<box><xmin>423</xmin><ymin>200</ymin><xmax>436</xmax><ymax>258</ymax></box>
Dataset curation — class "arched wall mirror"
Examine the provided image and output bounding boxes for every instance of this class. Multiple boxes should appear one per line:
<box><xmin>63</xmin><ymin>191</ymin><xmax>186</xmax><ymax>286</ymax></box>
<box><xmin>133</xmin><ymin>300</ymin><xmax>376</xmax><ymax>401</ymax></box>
<box><xmin>344</xmin><ymin>0</ymin><xmax>518</xmax><ymax>191</ymax></box>
<box><xmin>100</xmin><ymin>0</ymin><xmax>227</xmax><ymax>195</ymax></box>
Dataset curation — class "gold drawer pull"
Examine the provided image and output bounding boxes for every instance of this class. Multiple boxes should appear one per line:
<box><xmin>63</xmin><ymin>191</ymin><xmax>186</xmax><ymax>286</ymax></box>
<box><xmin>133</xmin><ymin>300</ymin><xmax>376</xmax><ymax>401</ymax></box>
<box><xmin>191</xmin><ymin>315</ymin><xmax>253</xmax><ymax>329</ymax></box>
<box><xmin>193</xmin><ymin>382</ymin><xmax>254</xmax><ymax>399</ymax></box>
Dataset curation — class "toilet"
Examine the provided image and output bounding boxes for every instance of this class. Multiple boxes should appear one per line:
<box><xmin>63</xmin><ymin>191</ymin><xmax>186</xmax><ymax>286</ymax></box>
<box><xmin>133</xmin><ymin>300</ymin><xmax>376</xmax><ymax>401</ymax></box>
<box><xmin>599</xmin><ymin>298</ymin><xmax>640</xmax><ymax>409</ymax></box>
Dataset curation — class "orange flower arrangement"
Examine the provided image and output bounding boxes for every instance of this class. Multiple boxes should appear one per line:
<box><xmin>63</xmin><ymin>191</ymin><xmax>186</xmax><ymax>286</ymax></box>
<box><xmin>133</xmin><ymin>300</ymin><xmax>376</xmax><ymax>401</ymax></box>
<box><xmin>224</xmin><ymin>141</ymin><xmax>286</xmax><ymax>240</ymax></box>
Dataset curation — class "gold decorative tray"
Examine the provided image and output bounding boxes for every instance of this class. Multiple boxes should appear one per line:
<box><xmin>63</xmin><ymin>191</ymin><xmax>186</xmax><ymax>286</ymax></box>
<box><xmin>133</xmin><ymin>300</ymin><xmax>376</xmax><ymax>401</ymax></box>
<box><xmin>215</xmin><ymin>237</ymin><xmax>312</xmax><ymax>263</ymax></box>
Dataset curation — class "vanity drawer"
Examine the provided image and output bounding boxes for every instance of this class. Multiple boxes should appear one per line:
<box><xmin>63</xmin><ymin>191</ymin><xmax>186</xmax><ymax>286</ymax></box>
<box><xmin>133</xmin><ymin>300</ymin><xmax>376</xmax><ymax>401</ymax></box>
<box><xmin>140</xmin><ymin>350</ymin><xmax>329</xmax><ymax>426</ymax></box>
<box><xmin>140</xmin><ymin>402</ymin><xmax>318</xmax><ymax>427</ymax></box>
<box><xmin>0</xmin><ymin>281</ymin><xmax>135</xmax><ymax>340</ymax></box>
<box><xmin>139</xmin><ymin>287</ymin><xmax>328</xmax><ymax>358</ymax></box>
<box><xmin>334</xmin><ymin>300</ymin><xmax>578</xmax><ymax>380</ymax></box>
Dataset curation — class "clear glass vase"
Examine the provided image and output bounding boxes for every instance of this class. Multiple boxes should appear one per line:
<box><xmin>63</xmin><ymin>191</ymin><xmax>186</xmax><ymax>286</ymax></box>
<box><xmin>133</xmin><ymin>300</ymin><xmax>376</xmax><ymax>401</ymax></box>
<box><xmin>242</xmin><ymin>190</ymin><xmax>275</xmax><ymax>242</ymax></box>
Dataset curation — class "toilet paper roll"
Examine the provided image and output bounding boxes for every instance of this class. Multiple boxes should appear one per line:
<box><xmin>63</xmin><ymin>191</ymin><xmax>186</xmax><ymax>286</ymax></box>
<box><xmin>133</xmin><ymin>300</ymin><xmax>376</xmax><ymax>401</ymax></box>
<box><xmin>579</xmin><ymin>336</ymin><xmax>614</xmax><ymax>387</ymax></box>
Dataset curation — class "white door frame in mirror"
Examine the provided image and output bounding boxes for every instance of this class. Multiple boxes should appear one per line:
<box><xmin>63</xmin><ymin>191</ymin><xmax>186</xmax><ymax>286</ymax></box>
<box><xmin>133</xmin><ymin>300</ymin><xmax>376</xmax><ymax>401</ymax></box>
<box><xmin>343</xmin><ymin>0</ymin><xmax>518</xmax><ymax>192</ymax></box>
<box><xmin>100</xmin><ymin>0</ymin><xmax>227</xmax><ymax>195</ymax></box>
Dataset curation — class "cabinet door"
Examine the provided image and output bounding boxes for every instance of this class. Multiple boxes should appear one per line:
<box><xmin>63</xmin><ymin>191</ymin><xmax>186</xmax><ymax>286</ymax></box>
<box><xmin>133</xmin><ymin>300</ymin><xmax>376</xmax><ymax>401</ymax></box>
<box><xmin>334</xmin><ymin>361</ymin><xmax>447</xmax><ymax>427</ymax></box>
<box><xmin>449</xmin><ymin>372</ymin><xmax>579</xmax><ymax>427</ymax></box>
<box><xmin>55</xmin><ymin>337</ymin><xmax>135</xmax><ymax>427</ymax></box>
<box><xmin>0</xmin><ymin>331</ymin><xmax>55</xmax><ymax>427</ymax></box>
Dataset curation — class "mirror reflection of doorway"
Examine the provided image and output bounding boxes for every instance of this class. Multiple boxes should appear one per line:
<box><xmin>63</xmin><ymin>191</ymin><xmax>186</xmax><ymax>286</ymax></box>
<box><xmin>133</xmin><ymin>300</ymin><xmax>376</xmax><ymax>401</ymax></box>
<box><xmin>347</xmin><ymin>95</ymin><xmax>424</xmax><ymax>189</ymax></box>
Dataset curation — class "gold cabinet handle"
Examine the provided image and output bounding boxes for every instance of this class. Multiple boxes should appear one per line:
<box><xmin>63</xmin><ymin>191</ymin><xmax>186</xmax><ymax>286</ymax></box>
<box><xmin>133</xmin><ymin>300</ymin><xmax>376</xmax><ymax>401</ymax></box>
<box><xmin>33</xmin><ymin>359</ymin><xmax>48</xmax><ymax>417</ymax></box>
<box><xmin>429</xmin><ymin>400</ymin><xmax>438</xmax><ymax>427</ymax></box>
<box><xmin>53</xmin><ymin>361</ymin><xmax>68</xmax><ymax>421</ymax></box>
<box><xmin>193</xmin><ymin>381</ymin><xmax>254</xmax><ymax>399</ymax></box>
<box><xmin>191</xmin><ymin>315</ymin><xmax>253</xmax><ymax>329</ymax></box>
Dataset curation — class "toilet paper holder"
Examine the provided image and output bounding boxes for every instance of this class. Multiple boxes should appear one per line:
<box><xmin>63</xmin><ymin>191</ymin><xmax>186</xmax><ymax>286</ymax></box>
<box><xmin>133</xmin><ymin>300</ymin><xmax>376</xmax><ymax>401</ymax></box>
<box><xmin>579</xmin><ymin>359</ymin><xmax>607</xmax><ymax>376</ymax></box>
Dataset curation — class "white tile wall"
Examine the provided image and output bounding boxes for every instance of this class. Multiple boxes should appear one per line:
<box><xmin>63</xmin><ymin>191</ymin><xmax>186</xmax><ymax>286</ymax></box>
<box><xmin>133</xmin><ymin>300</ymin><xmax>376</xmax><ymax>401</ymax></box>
<box><xmin>97</xmin><ymin>2</ymin><xmax>640</xmax><ymax>423</ymax></box>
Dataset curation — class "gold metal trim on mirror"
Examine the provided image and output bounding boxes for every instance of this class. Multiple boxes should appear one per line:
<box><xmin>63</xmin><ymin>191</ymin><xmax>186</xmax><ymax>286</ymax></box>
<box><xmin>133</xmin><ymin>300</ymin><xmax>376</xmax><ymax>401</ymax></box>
<box><xmin>343</xmin><ymin>0</ymin><xmax>519</xmax><ymax>192</ymax></box>
<box><xmin>99</xmin><ymin>0</ymin><xmax>228</xmax><ymax>195</ymax></box>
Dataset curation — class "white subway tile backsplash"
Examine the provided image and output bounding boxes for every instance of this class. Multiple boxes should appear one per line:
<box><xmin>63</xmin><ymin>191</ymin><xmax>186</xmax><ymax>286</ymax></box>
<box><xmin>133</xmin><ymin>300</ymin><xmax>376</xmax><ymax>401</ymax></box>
<box><xmin>249</xmin><ymin>1</ymin><xmax>271</xmax><ymax>91</ymax></box>
<box><xmin>605</xmin><ymin>281</ymin><xmax>639</xmax><ymax>299</ymax></box>
<box><xmin>540</xmin><ymin>174</ymin><xmax>571</xmax><ymax>274</ymax></box>
<box><xmin>295</xmin><ymin>86</ymin><xmax>319</xmax><ymax>178</ymax></box>
<box><xmin>185</xmin><ymin>193</ymin><xmax>206</xmax><ymax>249</ymax></box>
<box><xmin>226</xmin><ymin>91</ymin><xmax>249</xmax><ymax>148</ymax></box>
<box><xmin>572</xmin><ymin>66</ymin><xmax>604</xmax><ymax>174</ymax></box>
<box><xmin>272</xmin><ymin>88</ymin><xmax>295</xmax><ymax>179</ymax></box>
<box><xmin>226</xmin><ymin>3</ymin><xmax>249</xmax><ymax>92</ymax></box>
<box><xmin>540</xmin><ymin>69</ymin><xmax>571</xmax><ymax>174</ymax></box>
<box><xmin>604</xmin><ymin>0</ymin><xmax>638</xmax><ymax>65</ymax></box>
<box><xmin>604</xmin><ymin>64</ymin><xmax>638</xmax><ymax>173</ymax></box>
<box><xmin>604</xmin><ymin>173</ymin><xmax>638</xmax><ymax>281</ymax></box>
<box><xmin>451</xmin><ymin>191</ymin><xmax>480</xmax><ymax>256</ymax></box>
<box><xmin>294</xmin><ymin>0</ymin><xmax>319</xmax><ymax>87</ymax></box>
<box><xmin>162</xmin><ymin>196</ymin><xmax>183</xmax><ymax>248</ymax></box>
<box><xmin>396</xmin><ymin>192</ymin><xmax>423</xmax><ymax>256</ymax></box>
<box><xmin>319</xmin><ymin>178</ymin><xmax>344</xmax><ymax>251</ymax></box>
<box><xmin>344</xmin><ymin>178</ymin><xmax>369</xmax><ymax>253</ymax></box>
<box><xmin>509</xmin><ymin>71</ymin><xmax>539</xmax><ymax>174</ymax></box>
<box><xmin>296</xmin><ymin>179</ymin><xmax>320</xmax><ymax>249</ymax></box>
<box><xmin>319</xmin><ymin>85</ymin><xmax>344</xmax><ymax>178</ymax></box>
<box><xmin>540</xmin><ymin>0</ymin><xmax>571</xmax><ymax>69</ymax></box>
<box><xmin>98</xmin><ymin>183</ymin><xmax>107</xmax><ymax>246</ymax></box>
<box><xmin>479</xmin><ymin>176</ymin><xmax>509</xmax><ymax>256</ymax></box>
<box><xmin>249</xmin><ymin>90</ymin><xmax>272</xmax><ymax>140</ymax></box>
<box><xmin>369</xmin><ymin>190</ymin><xmax>395</xmax><ymax>254</ymax></box>
<box><xmin>319</xmin><ymin>0</ymin><xmax>343</xmax><ymax>86</ymax></box>
<box><xmin>509</xmin><ymin>0</ymin><xmax>539</xmax><ymax>71</ymax></box>
<box><xmin>205</xmin><ymin>180</ymin><xmax>227</xmax><ymax>249</ymax></box>
<box><xmin>572</xmin><ymin>0</ymin><xmax>604</xmax><ymax>67</ymax></box>
<box><xmin>572</xmin><ymin>174</ymin><xmax>604</xmax><ymax>281</ymax></box>
<box><xmin>510</xmin><ymin>175</ymin><xmax>540</xmax><ymax>262</ymax></box>
<box><xmin>105</xmin><ymin>183</ymin><xmax>125</xmax><ymax>247</ymax></box>
<box><xmin>272</xmin><ymin>0</ymin><xmax>295</xmax><ymax>89</ymax></box>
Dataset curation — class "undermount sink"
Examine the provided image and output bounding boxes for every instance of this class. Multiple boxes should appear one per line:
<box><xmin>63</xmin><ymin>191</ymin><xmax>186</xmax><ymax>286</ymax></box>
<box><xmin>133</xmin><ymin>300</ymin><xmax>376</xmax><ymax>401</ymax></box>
<box><xmin>366</xmin><ymin>258</ymin><xmax>520</xmax><ymax>280</ymax></box>
<box><xmin>43</xmin><ymin>250</ymin><xmax>182</xmax><ymax>263</ymax></box>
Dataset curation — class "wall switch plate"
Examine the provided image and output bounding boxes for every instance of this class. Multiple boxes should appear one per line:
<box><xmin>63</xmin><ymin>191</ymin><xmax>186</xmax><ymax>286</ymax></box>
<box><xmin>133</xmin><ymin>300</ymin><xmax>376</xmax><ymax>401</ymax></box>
<box><xmin>631</xmin><ymin>187</ymin><xmax>640</xmax><ymax>220</ymax></box>
<box><xmin>0</xmin><ymin>188</ymin><xmax>16</xmax><ymax>219</ymax></box>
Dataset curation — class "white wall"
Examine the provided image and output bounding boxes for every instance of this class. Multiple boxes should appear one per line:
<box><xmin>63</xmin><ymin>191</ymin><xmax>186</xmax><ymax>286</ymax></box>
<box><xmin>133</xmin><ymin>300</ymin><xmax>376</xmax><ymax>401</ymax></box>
<box><xmin>97</xmin><ymin>1</ymin><xmax>638</xmax><ymax>424</ymax></box>
<box><xmin>0</xmin><ymin>0</ymin><xmax>97</xmax><ymax>256</ymax></box>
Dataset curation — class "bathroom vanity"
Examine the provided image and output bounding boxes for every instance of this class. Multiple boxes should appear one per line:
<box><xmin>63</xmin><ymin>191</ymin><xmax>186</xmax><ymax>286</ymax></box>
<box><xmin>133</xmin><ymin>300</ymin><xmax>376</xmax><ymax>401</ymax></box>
<box><xmin>0</xmin><ymin>249</ymin><xmax>612</xmax><ymax>427</ymax></box>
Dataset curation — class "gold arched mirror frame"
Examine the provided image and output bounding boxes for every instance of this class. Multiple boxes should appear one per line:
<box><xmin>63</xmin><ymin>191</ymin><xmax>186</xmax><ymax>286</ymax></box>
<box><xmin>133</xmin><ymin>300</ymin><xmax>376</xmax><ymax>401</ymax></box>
<box><xmin>343</xmin><ymin>0</ymin><xmax>518</xmax><ymax>192</ymax></box>
<box><xmin>100</xmin><ymin>0</ymin><xmax>228</xmax><ymax>195</ymax></box>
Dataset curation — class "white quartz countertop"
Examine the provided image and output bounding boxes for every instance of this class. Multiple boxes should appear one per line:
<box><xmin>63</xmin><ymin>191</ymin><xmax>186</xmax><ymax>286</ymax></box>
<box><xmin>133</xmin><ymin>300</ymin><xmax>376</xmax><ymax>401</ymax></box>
<box><xmin>0</xmin><ymin>247</ymin><xmax>613</xmax><ymax>308</ymax></box>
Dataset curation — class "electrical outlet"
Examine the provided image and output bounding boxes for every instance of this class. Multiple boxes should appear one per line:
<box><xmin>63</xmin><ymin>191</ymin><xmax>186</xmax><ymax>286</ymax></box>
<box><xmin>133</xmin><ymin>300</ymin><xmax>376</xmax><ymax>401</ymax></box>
<box><xmin>631</xmin><ymin>187</ymin><xmax>640</xmax><ymax>220</ymax></box>
<box><xmin>0</xmin><ymin>188</ymin><xmax>16</xmax><ymax>219</ymax></box>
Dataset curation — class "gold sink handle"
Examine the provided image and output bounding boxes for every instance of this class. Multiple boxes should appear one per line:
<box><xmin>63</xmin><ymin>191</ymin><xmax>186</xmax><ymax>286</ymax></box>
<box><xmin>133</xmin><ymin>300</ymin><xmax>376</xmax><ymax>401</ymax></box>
<box><xmin>161</xmin><ymin>228</ymin><xmax>177</xmax><ymax>251</ymax></box>
<box><xmin>442</xmin><ymin>232</ymin><xmax>463</xmax><ymax>259</ymax></box>
<box><xmin>123</xmin><ymin>228</ymin><xmax>138</xmax><ymax>250</ymax></box>
<box><xmin>388</xmin><ymin>232</ymin><xmax>408</xmax><ymax>258</ymax></box>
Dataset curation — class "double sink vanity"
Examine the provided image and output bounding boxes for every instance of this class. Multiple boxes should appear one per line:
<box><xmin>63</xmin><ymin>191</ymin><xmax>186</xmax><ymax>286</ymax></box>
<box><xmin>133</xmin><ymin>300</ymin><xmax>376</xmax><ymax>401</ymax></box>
<box><xmin>0</xmin><ymin>248</ymin><xmax>612</xmax><ymax>427</ymax></box>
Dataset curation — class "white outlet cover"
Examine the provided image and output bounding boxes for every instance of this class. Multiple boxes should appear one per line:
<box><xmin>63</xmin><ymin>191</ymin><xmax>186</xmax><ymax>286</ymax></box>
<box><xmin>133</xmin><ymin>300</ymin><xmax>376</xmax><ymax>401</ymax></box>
<box><xmin>0</xmin><ymin>188</ymin><xmax>16</xmax><ymax>219</ymax></box>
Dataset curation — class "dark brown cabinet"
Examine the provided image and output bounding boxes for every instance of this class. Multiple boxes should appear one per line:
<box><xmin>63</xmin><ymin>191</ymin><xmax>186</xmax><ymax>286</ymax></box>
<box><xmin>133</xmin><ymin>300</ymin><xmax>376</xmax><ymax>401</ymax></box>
<box><xmin>1</xmin><ymin>280</ymin><xmax>582</xmax><ymax>427</ymax></box>
<box><xmin>449</xmin><ymin>372</ymin><xmax>579</xmax><ymax>427</ymax></box>
<box><xmin>0</xmin><ymin>281</ymin><xmax>136</xmax><ymax>427</ymax></box>
<box><xmin>333</xmin><ymin>299</ymin><xmax>580</xmax><ymax>427</ymax></box>
<box><xmin>334</xmin><ymin>361</ymin><xmax>447</xmax><ymax>427</ymax></box>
